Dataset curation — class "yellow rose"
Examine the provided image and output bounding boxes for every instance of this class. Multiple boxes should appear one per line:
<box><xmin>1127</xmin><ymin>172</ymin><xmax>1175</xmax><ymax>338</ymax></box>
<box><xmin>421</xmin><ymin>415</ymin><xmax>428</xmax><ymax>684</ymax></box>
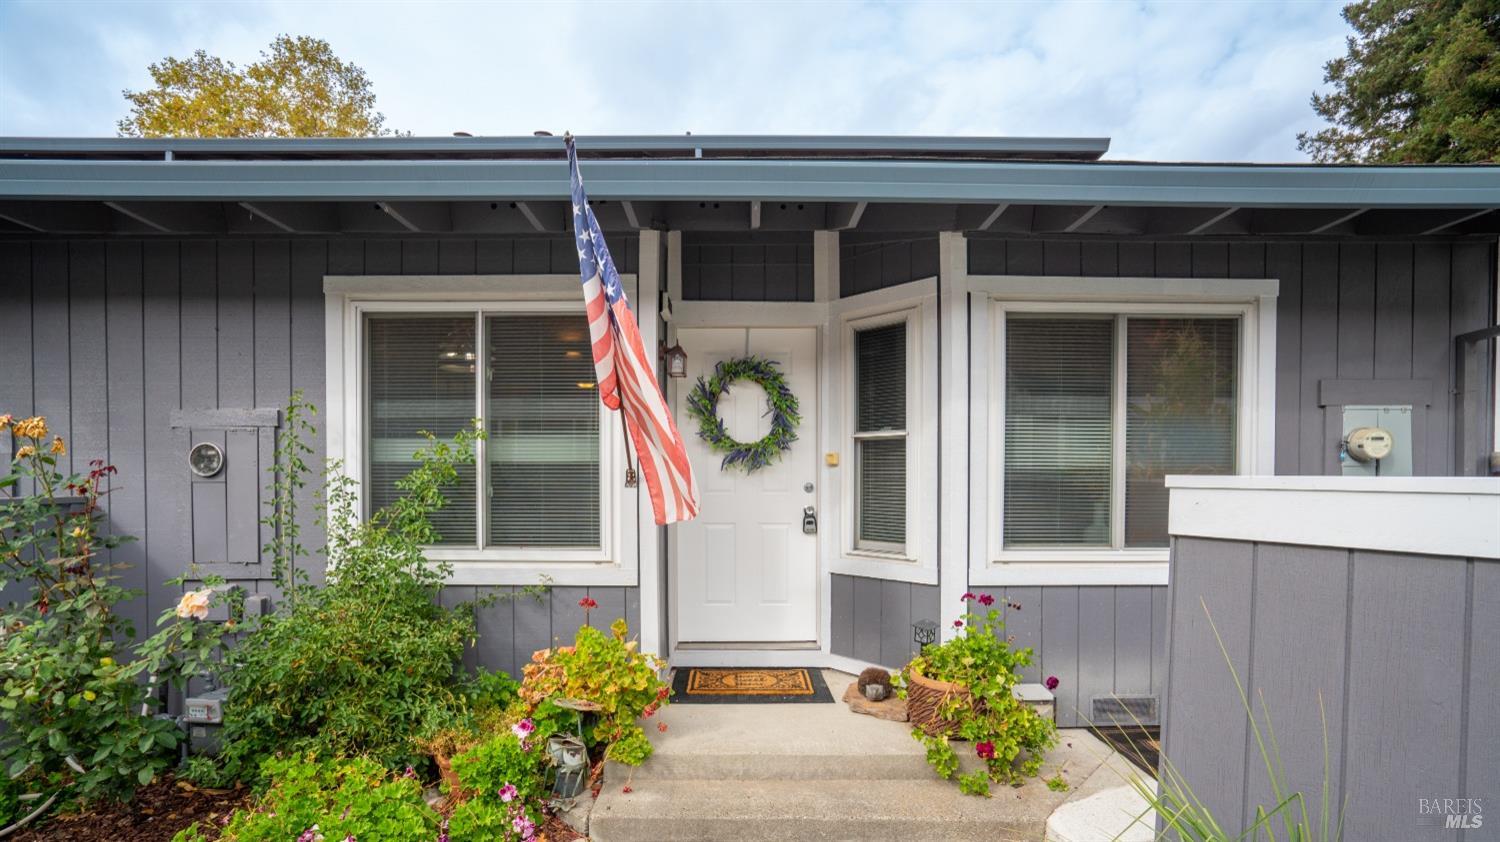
<box><xmin>175</xmin><ymin>588</ymin><xmax>213</xmax><ymax>620</ymax></box>
<box><xmin>15</xmin><ymin>445</ymin><xmax>35</xmax><ymax>459</ymax></box>
<box><xmin>70</xmin><ymin>525</ymin><xmax>88</xmax><ymax>539</ymax></box>
<box><xmin>100</xmin><ymin>657</ymin><xmax>114</xmax><ymax>667</ymax></box>
<box><xmin>49</xmin><ymin>436</ymin><xmax>65</xmax><ymax>455</ymax></box>
<box><xmin>0</xmin><ymin>414</ymin><xmax>12</xmax><ymax>431</ymax></box>
<box><xmin>12</xmin><ymin>416</ymin><xmax>47</xmax><ymax>439</ymax></box>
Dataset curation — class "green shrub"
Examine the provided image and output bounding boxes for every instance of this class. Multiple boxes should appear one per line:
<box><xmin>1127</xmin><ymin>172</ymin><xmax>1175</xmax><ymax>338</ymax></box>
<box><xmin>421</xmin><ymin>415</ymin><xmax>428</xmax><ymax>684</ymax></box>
<box><xmin>448</xmin><ymin>795</ymin><xmax>542</xmax><ymax>841</ymax></box>
<box><xmin>450</xmin><ymin>731</ymin><xmax>549</xmax><ymax>803</ymax></box>
<box><xmin>897</xmin><ymin>594</ymin><xmax>1056</xmax><ymax>796</ymax></box>
<box><xmin>174</xmin><ymin>755</ymin><xmax>437</xmax><ymax>842</ymax></box>
<box><xmin>200</xmin><ymin>405</ymin><xmax>484</xmax><ymax>782</ymax></box>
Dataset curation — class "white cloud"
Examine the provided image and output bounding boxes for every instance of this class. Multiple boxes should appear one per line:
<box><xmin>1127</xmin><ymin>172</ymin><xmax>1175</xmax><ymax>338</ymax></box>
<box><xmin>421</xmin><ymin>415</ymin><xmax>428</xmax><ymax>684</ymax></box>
<box><xmin>0</xmin><ymin>0</ymin><xmax>1348</xmax><ymax>161</ymax></box>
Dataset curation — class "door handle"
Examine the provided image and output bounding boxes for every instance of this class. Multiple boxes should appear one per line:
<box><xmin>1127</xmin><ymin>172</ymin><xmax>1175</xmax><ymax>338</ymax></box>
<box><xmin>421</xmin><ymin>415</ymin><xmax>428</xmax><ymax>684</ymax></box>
<box><xmin>802</xmin><ymin>506</ymin><xmax>818</xmax><ymax>535</ymax></box>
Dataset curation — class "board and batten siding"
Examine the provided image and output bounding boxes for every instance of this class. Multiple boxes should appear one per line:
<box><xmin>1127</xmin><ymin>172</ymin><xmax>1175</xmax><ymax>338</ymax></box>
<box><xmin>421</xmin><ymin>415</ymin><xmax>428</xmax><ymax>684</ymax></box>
<box><xmin>0</xmin><ymin>237</ymin><xmax>639</xmax><ymax>673</ymax></box>
<box><xmin>1165</xmin><ymin>535</ymin><xmax>1497</xmax><ymax>840</ymax></box>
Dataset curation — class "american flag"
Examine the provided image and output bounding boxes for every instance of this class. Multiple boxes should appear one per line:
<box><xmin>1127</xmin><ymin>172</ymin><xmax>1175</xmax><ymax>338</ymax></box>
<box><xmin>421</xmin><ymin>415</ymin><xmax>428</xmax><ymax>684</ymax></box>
<box><xmin>568</xmin><ymin>137</ymin><xmax>699</xmax><ymax>525</ymax></box>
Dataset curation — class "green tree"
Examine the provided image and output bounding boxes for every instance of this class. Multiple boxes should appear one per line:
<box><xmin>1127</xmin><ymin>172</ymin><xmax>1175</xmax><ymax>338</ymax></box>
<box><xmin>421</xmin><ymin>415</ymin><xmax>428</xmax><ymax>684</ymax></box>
<box><xmin>118</xmin><ymin>35</ymin><xmax>397</xmax><ymax>138</ymax></box>
<box><xmin>1298</xmin><ymin>0</ymin><xmax>1499</xmax><ymax>163</ymax></box>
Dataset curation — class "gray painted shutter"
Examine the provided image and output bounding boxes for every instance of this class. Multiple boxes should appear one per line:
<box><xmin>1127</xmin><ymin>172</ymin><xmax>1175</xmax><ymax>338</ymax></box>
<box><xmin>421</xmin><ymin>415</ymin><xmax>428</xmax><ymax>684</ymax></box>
<box><xmin>366</xmin><ymin>314</ymin><xmax>478</xmax><ymax>545</ymax></box>
<box><xmin>1124</xmin><ymin>317</ymin><xmax>1238</xmax><ymax>547</ymax></box>
<box><xmin>854</xmin><ymin>322</ymin><xmax>907</xmax><ymax>549</ymax></box>
<box><xmin>1004</xmin><ymin>317</ymin><xmax>1113</xmax><ymax>547</ymax></box>
<box><xmin>486</xmin><ymin>314</ymin><xmax>601</xmax><ymax>548</ymax></box>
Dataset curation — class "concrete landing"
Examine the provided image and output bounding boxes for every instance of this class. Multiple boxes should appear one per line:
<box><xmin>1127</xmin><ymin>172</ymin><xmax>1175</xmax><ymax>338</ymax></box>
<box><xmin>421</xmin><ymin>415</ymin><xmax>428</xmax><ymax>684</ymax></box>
<box><xmin>589</xmin><ymin>671</ymin><xmax>1154</xmax><ymax>842</ymax></box>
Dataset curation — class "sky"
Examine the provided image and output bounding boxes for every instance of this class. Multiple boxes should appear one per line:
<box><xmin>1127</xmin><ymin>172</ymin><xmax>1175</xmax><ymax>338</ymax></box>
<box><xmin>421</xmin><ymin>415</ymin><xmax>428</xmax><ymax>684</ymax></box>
<box><xmin>0</xmin><ymin>0</ymin><xmax>1351</xmax><ymax>162</ymax></box>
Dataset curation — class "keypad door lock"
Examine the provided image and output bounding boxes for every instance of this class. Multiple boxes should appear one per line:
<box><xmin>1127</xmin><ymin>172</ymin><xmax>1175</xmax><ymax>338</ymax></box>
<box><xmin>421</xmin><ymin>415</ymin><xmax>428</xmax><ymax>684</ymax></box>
<box><xmin>802</xmin><ymin>506</ymin><xmax>818</xmax><ymax>535</ymax></box>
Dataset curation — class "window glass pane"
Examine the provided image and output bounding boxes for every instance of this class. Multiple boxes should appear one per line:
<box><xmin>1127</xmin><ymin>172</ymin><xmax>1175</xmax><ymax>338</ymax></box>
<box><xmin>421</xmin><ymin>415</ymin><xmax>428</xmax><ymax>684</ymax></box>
<box><xmin>1004</xmin><ymin>317</ymin><xmax>1113</xmax><ymax>547</ymax></box>
<box><xmin>857</xmin><ymin>438</ymin><xmax>906</xmax><ymax>547</ymax></box>
<box><xmin>1125</xmin><ymin>318</ymin><xmax>1238</xmax><ymax>547</ymax></box>
<box><xmin>487</xmin><ymin>314</ymin><xmax>600</xmax><ymax>548</ymax></box>
<box><xmin>366</xmin><ymin>315</ymin><xmax>476</xmax><ymax>545</ymax></box>
<box><xmin>856</xmin><ymin>322</ymin><xmax>906</xmax><ymax>432</ymax></box>
<box><xmin>855</xmin><ymin>321</ymin><xmax>907</xmax><ymax>549</ymax></box>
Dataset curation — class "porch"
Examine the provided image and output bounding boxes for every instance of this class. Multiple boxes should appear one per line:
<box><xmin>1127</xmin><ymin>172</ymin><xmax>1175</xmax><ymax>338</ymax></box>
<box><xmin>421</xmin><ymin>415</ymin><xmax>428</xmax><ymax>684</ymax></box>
<box><xmin>587</xmin><ymin>670</ymin><xmax>1154</xmax><ymax>842</ymax></box>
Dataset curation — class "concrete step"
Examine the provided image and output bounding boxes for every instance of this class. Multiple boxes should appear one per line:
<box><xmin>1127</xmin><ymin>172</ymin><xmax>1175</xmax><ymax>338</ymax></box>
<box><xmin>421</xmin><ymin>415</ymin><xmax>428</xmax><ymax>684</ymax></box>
<box><xmin>591</xmin><ymin>776</ymin><xmax>1074</xmax><ymax>842</ymax></box>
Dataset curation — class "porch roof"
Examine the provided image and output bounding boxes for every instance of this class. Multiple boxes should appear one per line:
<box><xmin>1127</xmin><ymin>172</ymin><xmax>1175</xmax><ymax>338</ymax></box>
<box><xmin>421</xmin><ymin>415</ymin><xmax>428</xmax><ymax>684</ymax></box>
<box><xmin>0</xmin><ymin>135</ymin><xmax>1496</xmax><ymax>237</ymax></box>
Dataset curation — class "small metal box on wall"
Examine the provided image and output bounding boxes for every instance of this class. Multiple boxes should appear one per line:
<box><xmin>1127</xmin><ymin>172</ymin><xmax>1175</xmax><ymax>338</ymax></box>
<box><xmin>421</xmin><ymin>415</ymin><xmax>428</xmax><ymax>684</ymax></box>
<box><xmin>1340</xmin><ymin>405</ymin><xmax>1412</xmax><ymax>476</ymax></box>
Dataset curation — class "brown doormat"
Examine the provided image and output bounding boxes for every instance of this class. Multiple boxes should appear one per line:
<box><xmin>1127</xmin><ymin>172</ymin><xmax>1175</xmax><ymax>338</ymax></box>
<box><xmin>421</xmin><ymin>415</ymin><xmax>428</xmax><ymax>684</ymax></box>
<box><xmin>670</xmin><ymin>667</ymin><xmax>834</xmax><ymax>704</ymax></box>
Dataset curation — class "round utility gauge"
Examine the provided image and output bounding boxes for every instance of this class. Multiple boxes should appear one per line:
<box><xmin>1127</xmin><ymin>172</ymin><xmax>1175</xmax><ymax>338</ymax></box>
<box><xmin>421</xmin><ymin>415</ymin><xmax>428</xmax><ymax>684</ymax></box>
<box><xmin>188</xmin><ymin>441</ymin><xmax>225</xmax><ymax>478</ymax></box>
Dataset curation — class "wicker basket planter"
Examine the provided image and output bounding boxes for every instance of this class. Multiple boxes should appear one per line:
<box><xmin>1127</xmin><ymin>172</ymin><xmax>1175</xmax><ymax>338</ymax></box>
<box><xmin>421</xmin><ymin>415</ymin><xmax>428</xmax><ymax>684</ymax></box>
<box><xmin>905</xmin><ymin>667</ymin><xmax>975</xmax><ymax>738</ymax></box>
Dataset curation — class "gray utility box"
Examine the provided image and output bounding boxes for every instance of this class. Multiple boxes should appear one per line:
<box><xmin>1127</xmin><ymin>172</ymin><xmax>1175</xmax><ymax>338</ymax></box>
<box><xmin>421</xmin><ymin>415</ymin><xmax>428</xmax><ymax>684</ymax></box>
<box><xmin>1341</xmin><ymin>405</ymin><xmax>1413</xmax><ymax>477</ymax></box>
<box><xmin>183</xmin><ymin>687</ymin><xmax>231</xmax><ymax>756</ymax></box>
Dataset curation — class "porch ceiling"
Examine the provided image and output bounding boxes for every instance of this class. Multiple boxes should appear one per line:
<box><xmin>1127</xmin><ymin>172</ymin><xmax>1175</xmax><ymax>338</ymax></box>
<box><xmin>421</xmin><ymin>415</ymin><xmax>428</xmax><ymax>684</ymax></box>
<box><xmin>0</xmin><ymin>198</ymin><xmax>1495</xmax><ymax>238</ymax></box>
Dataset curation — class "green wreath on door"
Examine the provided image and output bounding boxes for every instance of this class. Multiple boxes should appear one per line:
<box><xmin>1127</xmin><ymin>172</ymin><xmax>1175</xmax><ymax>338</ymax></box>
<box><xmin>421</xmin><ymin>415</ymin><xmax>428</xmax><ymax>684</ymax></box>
<box><xmin>685</xmin><ymin>356</ymin><xmax>800</xmax><ymax>472</ymax></box>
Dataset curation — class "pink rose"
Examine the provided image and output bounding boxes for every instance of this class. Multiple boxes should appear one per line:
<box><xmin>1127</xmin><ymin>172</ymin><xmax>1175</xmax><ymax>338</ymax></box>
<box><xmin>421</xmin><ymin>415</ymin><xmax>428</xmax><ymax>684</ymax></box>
<box><xmin>175</xmin><ymin>588</ymin><xmax>213</xmax><ymax>620</ymax></box>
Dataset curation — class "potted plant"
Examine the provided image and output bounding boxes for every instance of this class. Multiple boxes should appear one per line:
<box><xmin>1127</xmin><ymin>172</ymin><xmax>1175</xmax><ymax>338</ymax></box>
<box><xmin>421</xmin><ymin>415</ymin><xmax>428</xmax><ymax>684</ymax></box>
<box><xmin>897</xmin><ymin>594</ymin><xmax>1057</xmax><ymax>796</ymax></box>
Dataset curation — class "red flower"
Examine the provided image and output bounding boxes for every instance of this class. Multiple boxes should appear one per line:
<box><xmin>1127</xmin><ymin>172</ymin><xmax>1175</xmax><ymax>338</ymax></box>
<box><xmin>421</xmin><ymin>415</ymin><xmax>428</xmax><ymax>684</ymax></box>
<box><xmin>622</xmin><ymin>786</ymin><xmax>633</xmax><ymax>794</ymax></box>
<box><xmin>1045</xmin><ymin>675</ymin><xmax>1060</xmax><ymax>691</ymax></box>
<box><xmin>976</xmin><ymin>741</ymin><xmax>996</xmax><ymax>760</ymax></box>
<box><xmin>579</xmin><ymin>597</ymin><xmax>598</xmax><ymax>610</ymax></box>
<box><xmin>978</xmin><ymin>594</ymin><xmax>995</xmax><ymax>606</ymax></box>
<box><xmin>953</xmin><ymin>620</ymin><xmax>963</xmax><ymax>629</ymax></box>
<box><xmin>657</xmin><ymin>722</ymin><xmax>668</xmax><ymax>732</ymax></box>
<box><xmin>960</xmin><ymin>592</ymin><xmax>976</xmax><ymax>602</ymax></box>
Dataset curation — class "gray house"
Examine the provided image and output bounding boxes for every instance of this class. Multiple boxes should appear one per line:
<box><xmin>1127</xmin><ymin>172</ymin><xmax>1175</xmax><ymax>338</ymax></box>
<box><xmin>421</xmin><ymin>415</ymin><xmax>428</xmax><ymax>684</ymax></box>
<box><xmin>0</xmin><ymin>135</ymin><xmax>1495</xmax><ymax>731</ymax></box>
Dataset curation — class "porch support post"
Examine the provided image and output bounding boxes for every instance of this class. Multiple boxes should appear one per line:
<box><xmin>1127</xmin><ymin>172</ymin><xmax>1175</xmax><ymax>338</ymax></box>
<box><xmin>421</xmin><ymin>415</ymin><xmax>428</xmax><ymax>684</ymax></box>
<box><xmin>937</xmin><ymin>232</ymin><xmax>970</xmax><ymax>640</ymax></box>
<box><xmin>813</xmin><ymin>231</ymin><xmax>838</xmax><ymax>657</ymax></box>
<box><xmin>637</xmin><ymin>229</ymin><xmax>665</xmax><ymax>658</ymax></box>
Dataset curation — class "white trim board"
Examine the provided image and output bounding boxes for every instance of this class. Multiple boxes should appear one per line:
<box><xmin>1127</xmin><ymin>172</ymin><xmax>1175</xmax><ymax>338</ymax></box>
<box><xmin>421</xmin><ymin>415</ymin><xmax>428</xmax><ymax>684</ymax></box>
<box><xmin>1167</xmin><ymin>476</ymin><xmax>1500</xmax><ymax>559</ymax></box>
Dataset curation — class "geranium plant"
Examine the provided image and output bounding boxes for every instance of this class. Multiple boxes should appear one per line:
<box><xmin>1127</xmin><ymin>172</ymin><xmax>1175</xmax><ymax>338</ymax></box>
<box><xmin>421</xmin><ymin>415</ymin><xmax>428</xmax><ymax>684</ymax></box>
<box><xmin>519</xmin><ymin>614</ymin><xmax>670</xmax><ymax>765</ymax></box>
<box><xmin>898</xmin><ymin>594</ymin><xmax>1057</xmax><ymax>796</ymax></box>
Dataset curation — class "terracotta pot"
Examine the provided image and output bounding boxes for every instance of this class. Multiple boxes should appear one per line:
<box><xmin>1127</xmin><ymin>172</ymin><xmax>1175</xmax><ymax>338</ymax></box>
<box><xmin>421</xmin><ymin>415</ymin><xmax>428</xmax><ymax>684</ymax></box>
<box><xmin>434</xmin><ymin>753</ymin><xmax>461</xmax><ymax>795</ymax></box>
<box><xmin>905</xmin><ymin>667</ymin><xmax>973</xmax><ymax>738</ymax></box>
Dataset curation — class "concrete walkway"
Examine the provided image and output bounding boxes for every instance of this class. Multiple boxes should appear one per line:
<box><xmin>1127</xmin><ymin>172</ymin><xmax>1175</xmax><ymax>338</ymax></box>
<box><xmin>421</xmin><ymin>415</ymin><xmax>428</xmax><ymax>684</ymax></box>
<box><xmin>587</xmin><ymin>670</ymin><xmax>1155</xmax><ymax>842</ymax></box>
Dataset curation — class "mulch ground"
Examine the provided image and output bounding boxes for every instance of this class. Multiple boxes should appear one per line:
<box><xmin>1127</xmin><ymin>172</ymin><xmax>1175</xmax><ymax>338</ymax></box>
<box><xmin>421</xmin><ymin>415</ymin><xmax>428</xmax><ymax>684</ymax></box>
<box><xmin>9</xmin><ymin>774</ymin><xmax>247</xmax><ymax>842</ymax></box>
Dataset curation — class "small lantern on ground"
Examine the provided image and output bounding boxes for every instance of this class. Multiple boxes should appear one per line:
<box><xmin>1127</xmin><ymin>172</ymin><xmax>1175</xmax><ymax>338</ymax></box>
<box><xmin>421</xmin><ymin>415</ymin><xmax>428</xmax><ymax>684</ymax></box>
<box><xmin>548</xmin><ymin>698</ymin><xmax>602</xmax><ymax>805</ymax></box>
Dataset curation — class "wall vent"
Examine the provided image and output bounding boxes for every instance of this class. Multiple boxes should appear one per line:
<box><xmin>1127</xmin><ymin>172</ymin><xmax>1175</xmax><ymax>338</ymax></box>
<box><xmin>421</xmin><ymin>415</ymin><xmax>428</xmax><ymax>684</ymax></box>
<box><xmin>1092</xmin><ymin>696</ymin><xmax>1159</xmax><ymax>727</ymax></box>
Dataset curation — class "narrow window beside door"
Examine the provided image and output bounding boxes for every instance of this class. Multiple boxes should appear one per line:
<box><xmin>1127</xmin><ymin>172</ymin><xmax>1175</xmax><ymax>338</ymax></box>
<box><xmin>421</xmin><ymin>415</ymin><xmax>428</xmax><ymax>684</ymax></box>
<box><xmin>853</xmin><ymin>320</ymin><xmax>907</xmax><ymax>553</ymax></box>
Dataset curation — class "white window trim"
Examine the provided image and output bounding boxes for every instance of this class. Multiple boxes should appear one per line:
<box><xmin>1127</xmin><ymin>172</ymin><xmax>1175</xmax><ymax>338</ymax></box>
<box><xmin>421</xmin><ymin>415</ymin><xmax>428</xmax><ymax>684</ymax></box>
<box><xmin>324</xmin><ymin>274</ymin><xmax>640</xmax><ymax>587</ymax></box>
<box><xmin>826</xmin><ymin>280</ymin><xmax>940</xmax><ymax>585</ymax></box>
<box><xmin>967</xmin><ymin>274</ymin><xmax>1278</xmax><ymax>587</ymax></box>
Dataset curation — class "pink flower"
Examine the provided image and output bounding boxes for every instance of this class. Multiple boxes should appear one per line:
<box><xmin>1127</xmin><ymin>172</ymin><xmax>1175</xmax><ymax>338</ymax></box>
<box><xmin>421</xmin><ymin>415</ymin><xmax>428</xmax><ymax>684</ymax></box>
<box><xmin>512</xmin><ymin>815</ymin><xmax>536</xmax><ymax>839</ymax></box>
<box><xmin>960</xmin><ymin>592</ymin><xmax>976</xmax><ymax>602</ymax></box>
<box><xmin>976</xmin><ymin>741</ymin><xmax>996</xmax><ymax>760</ymax></box>
<box><xmin>579</xmin><ymin>596</ymin><xmax>598</xmax><ymax>610</ymax></box>
<box><xmin>511</xmin><ymin>718</ymin><xmax>535</xmax><ymax>739</ymax></box>
<box><xmin>174</xmin><ymin>588</ymin><xmax>213</xmax><ymax>620</ymax></box>
<box><xmin>953</xmin><ymin>619</ymin><xmax>964</xmax><ymax>628</ymax></box>
<box><xmin>1045</xmin><ymin>675</ymin><xmax>1060</xmax><ymax>691</ymax></box>
<box><xmin>498</xmin><ymin>783</ymin><xmax>518</xmax><ymax>802</ymax></box>
<box><xmin>978</xmin><ymin>594</ymin><xmax>995</xmax><ymax>606</ymax></box>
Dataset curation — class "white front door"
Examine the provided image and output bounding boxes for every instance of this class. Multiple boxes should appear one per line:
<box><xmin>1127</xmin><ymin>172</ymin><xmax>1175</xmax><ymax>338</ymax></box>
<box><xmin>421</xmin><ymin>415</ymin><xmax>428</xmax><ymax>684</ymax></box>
<box><xmin>674</xmin><ymin>327</ymin><xmax>819</xmax><ymax>643</ymax></box>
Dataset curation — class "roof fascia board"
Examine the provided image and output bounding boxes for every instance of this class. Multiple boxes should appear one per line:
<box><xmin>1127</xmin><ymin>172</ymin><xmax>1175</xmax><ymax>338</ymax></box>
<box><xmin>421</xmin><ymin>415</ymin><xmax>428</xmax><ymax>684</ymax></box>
<box><xmin>1</xmin><ymin>158</ymin><xmax>1497</xmax><ymax>208</ymax></box>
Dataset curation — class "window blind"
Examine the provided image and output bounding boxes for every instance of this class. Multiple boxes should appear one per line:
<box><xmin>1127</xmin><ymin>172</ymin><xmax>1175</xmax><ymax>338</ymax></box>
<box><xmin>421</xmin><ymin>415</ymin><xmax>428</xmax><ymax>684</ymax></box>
<box><xmin>1003</xmin><ymin>317</ymin><xmax>1114</xmax><ymax>547</ymax></box>
<box><xmin>854</xmin><ymin>322</ymin><xmax>906</xmax><ymax>549</ymax></box>
<box><xmin>1125</xmin><ymin>318</ymin><xmax>1237</xmax><ymax>547</ymax></box>
<box><xmin>366</xmin><ymin>315</ymin><xmax>477</xmax><ymax>545</ymax></box>
<box><xmin>486</xmin><ymin>314</ymin><xmax>601</xmax><ymax>548</ymax></box>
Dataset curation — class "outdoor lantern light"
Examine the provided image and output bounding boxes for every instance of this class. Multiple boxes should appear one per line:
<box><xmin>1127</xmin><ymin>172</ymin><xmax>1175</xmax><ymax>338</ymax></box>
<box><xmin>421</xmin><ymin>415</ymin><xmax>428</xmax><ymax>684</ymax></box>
<box><xmin>548</xmin><ymin>698</ymin><xmax>600</xmax><ymax>804</ymax></box>
<box><xmin>661</xmin><ymin>342</ymin><xmax>688</xmax><ymax>378</ymax></box>
<box><xmin>912</xmin><ymin>619</ymin><xmax>939</xmax><ymax>647</ymax></box>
